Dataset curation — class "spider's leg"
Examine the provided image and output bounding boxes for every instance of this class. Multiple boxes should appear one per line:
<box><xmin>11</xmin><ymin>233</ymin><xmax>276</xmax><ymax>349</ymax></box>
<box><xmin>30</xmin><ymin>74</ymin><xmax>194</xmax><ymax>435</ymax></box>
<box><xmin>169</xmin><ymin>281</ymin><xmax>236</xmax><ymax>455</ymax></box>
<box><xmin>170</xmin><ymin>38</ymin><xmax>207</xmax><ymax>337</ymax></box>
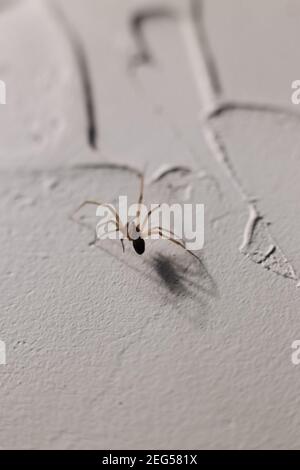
<box><xmin>135</xmin><ymin>173</ymin><xmax>144</xmax><ymax>227</ymax></box>
<box><xmin>97</xmin><ymin>227</ymin><xmax>119</xmax><ymax>240</ymax></box>
<box><xmin>71</xmin><ymin>200</ymin><xmax>122</xmax><ymax>226</ymax></box>
<box><xmin>96</xmin><ymin>217</ymin><xmax>127</xmax><ymax>251</ymax></box>
<box><xmin>71</xmin><ymin>200</ymin><xmax>128</xmax><ymax>235</ymax></box>
<box><xmin>72</xmin><ymin>201</ymin><xmax>127</xmax><ymax>254</ymax></box>
<box><xmin>88</xmin><ymin>233</ymin><xmax>98</xmax><ymax>247</ymax></box>
<box><xmin>142</xmin><ymin>225</ymin><xmax>180</xmax><ymax>240</ymax></box>
<box><xmin>147</xmin><ymin>227</ymin><xmax>201</xmax><ymax>262</ymax></box>
<box><xmin>140</xmin><ymin>204</ymin><xmax>161</xmax><ymax>232</ymax></box>
<box><xmin>96</xmin><ymin>216</ymin><xmax>119</xmax><ymax>232</ymax></box>
<box><xmin>89</xmin><ymin>220</ymin><xmax>117</xmax><ymax>245</ymax></box>
<box><xmin>96</xmin><ymin>217</ymin><xmax>116</xmax><ymax>231</ymax></box>
<box><xmin>94</xmin><ymin>224</ymin><xmax>125</xmax><ymax>253</ymax></box>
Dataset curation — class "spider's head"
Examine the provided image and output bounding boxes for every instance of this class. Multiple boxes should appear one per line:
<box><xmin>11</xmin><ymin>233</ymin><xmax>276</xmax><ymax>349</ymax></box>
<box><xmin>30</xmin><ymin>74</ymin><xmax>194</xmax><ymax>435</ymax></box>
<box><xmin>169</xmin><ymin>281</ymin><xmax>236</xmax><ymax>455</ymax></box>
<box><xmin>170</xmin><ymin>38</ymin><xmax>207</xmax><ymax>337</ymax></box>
<box><xmin>127</xmin><ymin>221</ymin><xmax>140</xmax><ymax>241</ymax></box>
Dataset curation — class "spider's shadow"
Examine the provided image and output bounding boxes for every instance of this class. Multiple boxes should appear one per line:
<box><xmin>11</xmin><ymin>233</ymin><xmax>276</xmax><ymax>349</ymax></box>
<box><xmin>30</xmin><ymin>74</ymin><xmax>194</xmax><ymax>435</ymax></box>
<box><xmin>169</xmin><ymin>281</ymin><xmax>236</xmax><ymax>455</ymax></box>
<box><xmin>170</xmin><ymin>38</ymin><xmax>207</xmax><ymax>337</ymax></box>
<box><xmin>72</xmin><ymin>215</ymin><xmax>218</xmax><ymax>326</ymax></box>
<box><xmin>150</xmin><ymin>255</ymin><xmax>191</xmax><ymax>298</ymax></box>
<box><xmin>147</xmin><ymin>252</ymin><xmax>218</xmax><ymax>328</ymax></box>
<box><xmin>148</xmin><ymin>253</ymin><xmax>217</xmax><ymax>301</ymax></box>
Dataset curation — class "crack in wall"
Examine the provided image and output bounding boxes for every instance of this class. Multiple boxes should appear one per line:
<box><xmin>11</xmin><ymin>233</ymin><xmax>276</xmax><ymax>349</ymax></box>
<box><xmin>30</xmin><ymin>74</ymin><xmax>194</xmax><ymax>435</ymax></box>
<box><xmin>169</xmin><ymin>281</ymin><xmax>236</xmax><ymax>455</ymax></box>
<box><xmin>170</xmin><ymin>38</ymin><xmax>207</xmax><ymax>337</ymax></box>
<box><xmin>128</xmin><ymin>0</ymin><xmax>221</xmax><ymax>114</ymax></box>
<box><xmin>129</xmin><ymin>6</ymin><xmax>176</xmax><ymax>68</ymax></box>
<box><xmin>238</xmin><ymin>205</ymin><xmax>297</xmax><ymax>280</ymax></box>
<box><xmin>49</xmin><ymin>1</ymin><xmax>98</xmax><ymax>150</ymax></box>
<box><xmin>184</xmin><ymin>0</ymin><xmax>298</xmax><ymax>283</ymax></box>
<box><xmin>239</xmin><ymin>205</ymin><xmax>261</xmax><ymax>253</ymax></box>
<box><xmin>209</xmin><ymin>100</ymin><xmax>300</xmax><ymax>124</ymax></box>
<box><xmin>202</xmin><ymin>119</ymin><xmax>298</xmax><ymax>282</ymax></box>
<box><xmin>187</xmin><ymin>0</ymin><xmax>222</xmax><ymax>110</ymax></box>
<box><xmin>128</xmin><ymin>0</ymin><xmax>298</xmax><ymax>284</ymax></box>
<box><xmin>148</xmin><ymin>165</ymin><xmax>192</xmax><ymax>184</ymax></box>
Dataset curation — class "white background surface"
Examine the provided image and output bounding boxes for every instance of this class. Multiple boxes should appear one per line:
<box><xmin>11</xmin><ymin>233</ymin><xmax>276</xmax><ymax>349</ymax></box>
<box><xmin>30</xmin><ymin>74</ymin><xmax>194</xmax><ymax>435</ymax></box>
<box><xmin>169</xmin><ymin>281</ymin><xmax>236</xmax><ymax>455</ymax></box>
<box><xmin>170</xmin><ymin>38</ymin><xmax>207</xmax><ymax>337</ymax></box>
<box><xmin>0</xmin><ymin>0</ymin><xmax>300</xmax><ymax>449</ymax></box>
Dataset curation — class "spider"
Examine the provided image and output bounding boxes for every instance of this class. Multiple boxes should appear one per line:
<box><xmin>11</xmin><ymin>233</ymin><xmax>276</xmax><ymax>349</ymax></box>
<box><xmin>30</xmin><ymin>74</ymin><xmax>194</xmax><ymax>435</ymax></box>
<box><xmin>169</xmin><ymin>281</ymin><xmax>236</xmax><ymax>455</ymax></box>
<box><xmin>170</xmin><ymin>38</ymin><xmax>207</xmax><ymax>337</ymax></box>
<box><xmin>72</xmin><ymin>173</ymin><xmax>200</xmax><ymax>261</ymax></box>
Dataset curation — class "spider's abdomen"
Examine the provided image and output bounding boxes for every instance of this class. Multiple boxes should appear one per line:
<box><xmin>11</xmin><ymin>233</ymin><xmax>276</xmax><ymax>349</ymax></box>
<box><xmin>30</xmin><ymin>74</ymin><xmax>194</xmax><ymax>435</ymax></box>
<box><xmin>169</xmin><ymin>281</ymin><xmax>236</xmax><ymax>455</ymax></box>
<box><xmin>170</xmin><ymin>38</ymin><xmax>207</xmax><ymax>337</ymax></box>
<box><xmin>133</xmin><ymin>237</ymin><xmax>145</xmax><ymax>255</ymax></box>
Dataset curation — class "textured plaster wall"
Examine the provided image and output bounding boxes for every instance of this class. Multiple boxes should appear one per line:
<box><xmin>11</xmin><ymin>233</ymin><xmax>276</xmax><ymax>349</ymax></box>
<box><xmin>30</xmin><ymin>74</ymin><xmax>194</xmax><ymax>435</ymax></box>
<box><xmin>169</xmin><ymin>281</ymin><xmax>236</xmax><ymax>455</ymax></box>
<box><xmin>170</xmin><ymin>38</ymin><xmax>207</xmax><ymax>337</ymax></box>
<box><xmin>0</xmin><ymin>0</ymin><xmax>300</xmax><ymax>449</ymax></box>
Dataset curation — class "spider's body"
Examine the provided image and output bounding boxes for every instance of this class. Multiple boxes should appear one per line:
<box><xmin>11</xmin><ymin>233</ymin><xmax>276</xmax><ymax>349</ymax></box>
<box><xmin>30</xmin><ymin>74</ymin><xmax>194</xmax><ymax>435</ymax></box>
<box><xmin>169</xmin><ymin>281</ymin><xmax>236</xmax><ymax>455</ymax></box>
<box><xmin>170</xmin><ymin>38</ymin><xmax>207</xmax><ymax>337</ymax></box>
<box><xmin>72</xmin><ymin>172</ymin><xmax>200</xmax><ymax>262</ymax></box>
<box><xmin>127</xmin><ymin>221</ymin><xmax>145</xmax><ymax>255</ymax></box>
<box><xmin>132</xmin><ymin>235</ymin><xmax>145</xmax><ymax>255</ymax></box>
